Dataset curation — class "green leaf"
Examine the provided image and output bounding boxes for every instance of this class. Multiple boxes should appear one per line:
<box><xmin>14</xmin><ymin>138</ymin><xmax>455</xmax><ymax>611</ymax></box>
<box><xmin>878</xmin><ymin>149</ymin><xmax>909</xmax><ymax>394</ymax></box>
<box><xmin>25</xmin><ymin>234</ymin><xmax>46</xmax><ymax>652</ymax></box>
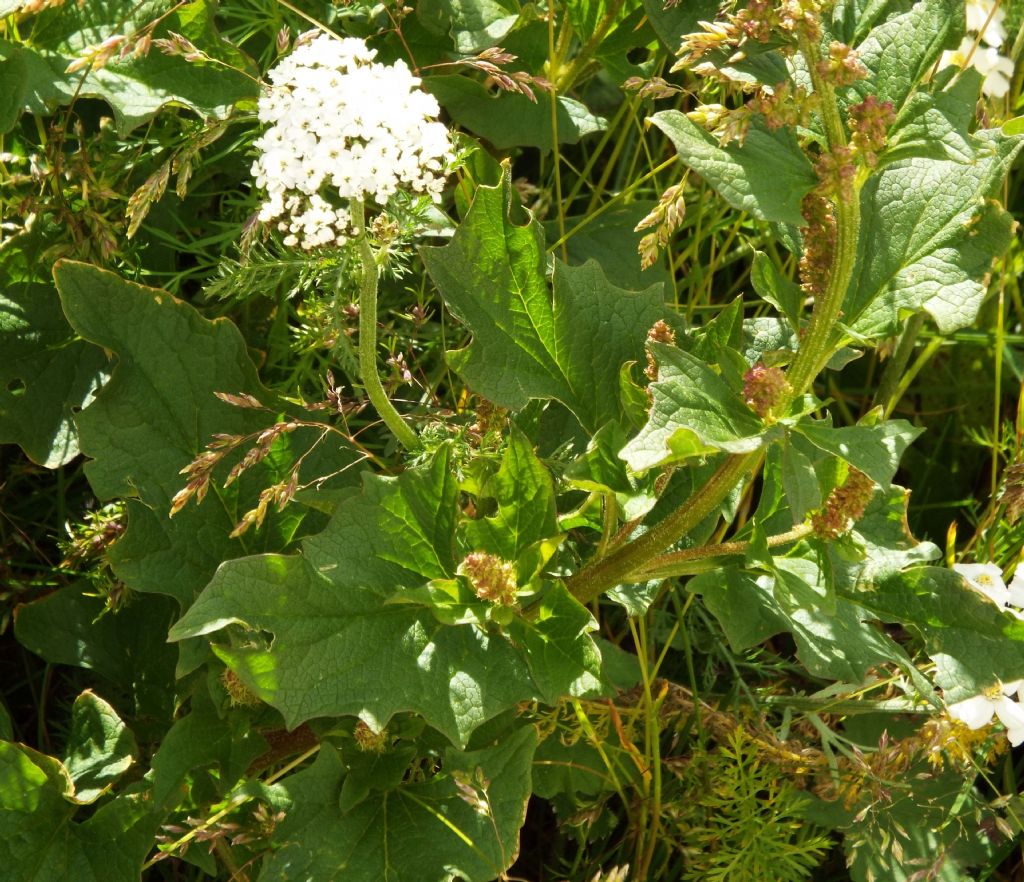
<box><xmin>780</xmin><ymin>438</ymin><xmax>821</xmax><ymax>523</ymax></box>
<box><xmin>259</xmin><ymin>730</ymin><xmax>536</xmax><ymax>882</ymax></box>
<box><xmin>150</xmin><ymin>688</ymin><xmax>266</xmax><ymax>808</ymax></box>
<box><xmin>620</xmin><ymin>343</ymin><xmax>768</xmax><ymax>473</ymax></box>
<box><xmin>0</xmin><ymin>702</ymin><xmax>11</xmax><ymax>742</ymax></box>
<box><xmin>169</xmin><ymin>452</ymin><xmax>539</xmax><ymax>746</ymax></box>
<box><xmin>464</xmin><ymin>430</ymin><xmax>559</xmax><ymax>564</ymax></box>
<box><xmin>13</xmin><ymin>583</ymin><xmax>177</xmax><ymax>732</ymax></box>
<box><xmin>417</xmin><ymin>0</ymin><xmax>518</xmax><ymax>52</ymax></box>
<box><xmin>0</xmin><ymin>280</ymin><xmax>107</xmax><ymax>467</ymax></box>
<box><xmin>793</xmin><ymin>418</ymin><xmax>923</xmax><ymax>489</ymax></box>
<box><xmin>426</xmin><ymin>76</ymin><xmax>606</xmax><ymax>151</ymax></box>
<box><xmin>508</xmin><ymin>584</ymin><xmax>603</xmax><ymax>702</ymax></box>
<box><xmin>422</xmin><ymin>171</ymin><xmax>665</xmax><ymax>434</ymax></box>
<box><xmin>54</xmin><ymin>261</ymin><xmax>333</xmax><ymax>609</ymax></box>
<box><xmin>0</xmin><ymin>742</ymin><xmax>159</xmax><ymax>881</ymax></box>
<box><xmin>0</xmin><ymin>0</ymin><xmax>256</xmax><ymax>134</ymax></box>
<box><xmin>852</xmin><ymin>568</ymin><xmax>1024</xmax><ymax>703</ymax></box>
<box><xmin>0</xmin><ymin>46</ymin><xmax>27</xmax><ymax>133</ymax></box>
<box><xmin>641</xmin><ymin>0</ymin><xmax>719</xmax><ymax>51</ymax></box>
<box><xmin>694</xmin><ymin>566</ymin><xmax>911</xmax><ymax>683</ymax></box>
<box><xmin>544</xmin><ymin>204</ymin><xmax>674</xmax><ymax>291</ymax></box>
<box><xmin>63</xmin><ymin>691</ymin><xmax>137</xmax><ymax>804</ymax></box>
<box><xmin>751</xmin><ymin>252</ymin><xmax>803</xmax><ymax>330</ymax></box>
<box><xmin>845</xmin><ymin>130</ymin><xmax>1023</xmax><ymax>338</ymax></box>
<box><xmin>850</xmin><ymin>0</ymin><xmax>960</xmax><ymax>112</ymax></box>
<box><xmin>648</xmin><ymin>111</ymin><xmax>817</xmax><ymax>225</ymax></box>
<box><xmin>885</xmin><ymin>69</ymin><xmax>982</xmax><ymax>165</ymax></box>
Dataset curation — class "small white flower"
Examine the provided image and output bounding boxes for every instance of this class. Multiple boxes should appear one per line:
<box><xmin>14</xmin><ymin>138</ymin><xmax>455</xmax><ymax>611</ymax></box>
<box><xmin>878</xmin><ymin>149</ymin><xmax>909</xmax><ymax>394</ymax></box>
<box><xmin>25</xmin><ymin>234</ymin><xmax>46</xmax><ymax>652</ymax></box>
<box><xmin>948</xmin><ymin>680</ymin><xmax>1024</xmax><ymax>746</ymax></box>
<box><xmin>941</xmin><ymin>37</ymin><xmax>1015</xmax><ymax>99</ymax></box>
<box><xmin>250</xmin><ymin>33</ymin><xmax>455</xmax><ymax>251</ymax></box>
<box><xmin>954</xmin><ymin>562</ymin><xmax>1012</xmax><ymax>605</ymax></box>
<box><xmin>965</xmin><ymin>0</ymin><xmax>1007</xmax><ymax>48</ymax></box>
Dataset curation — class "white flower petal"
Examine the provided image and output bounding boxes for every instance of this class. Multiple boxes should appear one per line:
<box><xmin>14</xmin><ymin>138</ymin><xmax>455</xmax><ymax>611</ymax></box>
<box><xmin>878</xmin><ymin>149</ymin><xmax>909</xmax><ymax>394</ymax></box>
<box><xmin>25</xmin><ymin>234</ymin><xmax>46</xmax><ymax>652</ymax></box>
<box><xmin>994</xmin><ymin>695</ymin><xmax>1024</xmax><ymax>732</ymax></box>
<box><xmin>953</xmin><ymin>562</ymin><xmax>1010</xmax><ymax>605</ymax></box>
<box><xmin>948</xmin><ymin>694</ymin><xmax>995</xmax><ymax>729</ymax></box>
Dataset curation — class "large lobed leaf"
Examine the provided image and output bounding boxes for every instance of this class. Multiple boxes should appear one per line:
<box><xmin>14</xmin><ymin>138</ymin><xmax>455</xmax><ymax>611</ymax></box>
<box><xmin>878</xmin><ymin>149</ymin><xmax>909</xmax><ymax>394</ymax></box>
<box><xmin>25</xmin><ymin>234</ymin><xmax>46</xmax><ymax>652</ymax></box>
<box><xmin>0</xmin><ymin>278</ymin><xmax>107</xmax><ymax>467</ymax></box>
<box><xmin>620</xmin><ymin>343</ymin><xmax>768</xmax><ymax>473</ymax></box>
<box><xmin>171</xmin><ymin>449</ymin><xmax>602</xmax><ymax>746</ymax></box>
<box><xmin>0</xmin><ymin>741</ymin><xmax>158</xmax><ymax>881</ymax></box>
<box><xmin>647</xmin><ymin>111</ymin><xmax>818</xmax><ymax>226</ymax></box>
<box><xmin>259</xmin><ymin>729</ymin><xmax>536</xmax><ymax>882</ymax></box>
<box><xmin>421</xmin><ymin>168</ymin><xmax>665</xmax><ymax>435</ymax></box>
<box><xmin>53</xmin><ymin>261</ymin><xmax>343</xmax><ymax>610</ymax></box>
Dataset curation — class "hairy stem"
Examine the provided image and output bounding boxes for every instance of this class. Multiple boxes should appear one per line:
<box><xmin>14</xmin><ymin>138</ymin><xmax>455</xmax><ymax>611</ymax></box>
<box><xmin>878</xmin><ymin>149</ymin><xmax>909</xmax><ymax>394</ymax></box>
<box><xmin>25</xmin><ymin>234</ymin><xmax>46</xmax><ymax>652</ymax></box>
<box><xmin>634</xmin><ymin>523</ymin><xmax>814</xmax><ymax>581</ymax></box>
<box><xmin>353</xmin><ymin>199</ymin><xmax>420</xmax><ymax>451</ymax></box>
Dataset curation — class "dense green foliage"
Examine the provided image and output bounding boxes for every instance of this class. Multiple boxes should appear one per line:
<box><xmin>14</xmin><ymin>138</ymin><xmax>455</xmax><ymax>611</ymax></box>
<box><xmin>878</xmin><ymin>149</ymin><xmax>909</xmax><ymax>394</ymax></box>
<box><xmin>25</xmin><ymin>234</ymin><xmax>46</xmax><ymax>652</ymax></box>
<box><xmin>3</xmin><ymin>0</ymin><xmax>1024</xmax><ymax>880</ymax></box>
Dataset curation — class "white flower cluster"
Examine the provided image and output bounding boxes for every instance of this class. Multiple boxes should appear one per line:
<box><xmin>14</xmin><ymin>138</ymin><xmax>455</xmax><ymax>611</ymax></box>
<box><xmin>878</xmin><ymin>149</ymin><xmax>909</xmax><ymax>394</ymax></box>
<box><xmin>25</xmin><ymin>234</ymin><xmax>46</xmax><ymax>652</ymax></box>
<box><xmin>947</xmin><ymin>563</ymin><xmax>1024</xmax><ymax>745</ymax></box>
<box><xmin>940</xmin><ymin>0</ymin><xmax>1015</xmax><ymax>99</ymax></box>
<box><xmin>251</xmin><ymin>34</ymin><xmax>454</xmax><ymax>250</ymax></box>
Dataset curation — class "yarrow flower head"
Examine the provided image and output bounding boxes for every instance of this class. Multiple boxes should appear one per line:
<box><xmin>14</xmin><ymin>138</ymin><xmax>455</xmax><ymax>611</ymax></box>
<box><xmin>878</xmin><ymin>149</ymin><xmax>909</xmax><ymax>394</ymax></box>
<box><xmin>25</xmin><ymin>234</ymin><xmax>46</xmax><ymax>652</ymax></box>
<box><xmin>251</xmin><ymin>34</ymin><xmax>455</xmax><ymax>250</ymax></box>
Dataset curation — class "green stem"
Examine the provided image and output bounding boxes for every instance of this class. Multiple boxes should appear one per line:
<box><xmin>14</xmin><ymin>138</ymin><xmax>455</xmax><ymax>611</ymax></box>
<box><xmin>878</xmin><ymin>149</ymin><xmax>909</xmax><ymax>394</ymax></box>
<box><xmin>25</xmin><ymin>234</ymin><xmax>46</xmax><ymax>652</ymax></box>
<box><xmin>566</xmin><ymin>34</ymin><xmax>862</xmax><ymax>604</ymax></box>
<box><xmin>554</xmin><ymin>0</ymin><xmax>626</xmax><ymax>92</ymax></box>
<box><xmin>634</xmin><ymin>523</ymin><xmax>814</xmax><ymax>581</ymax></box>
<box><xmin>566</xmin><ymin>451</ymin><xmax>761</xmax><ymax>605</ymax></box>
<box><xmin>353</xmin><ymin>200</ymin><xmax>419</xmax><ymax>451</ymax></box>
<box><xmin>873</xmin><ymin>313</ymin><xmax>926</xmax><ymax>418</ymax></box>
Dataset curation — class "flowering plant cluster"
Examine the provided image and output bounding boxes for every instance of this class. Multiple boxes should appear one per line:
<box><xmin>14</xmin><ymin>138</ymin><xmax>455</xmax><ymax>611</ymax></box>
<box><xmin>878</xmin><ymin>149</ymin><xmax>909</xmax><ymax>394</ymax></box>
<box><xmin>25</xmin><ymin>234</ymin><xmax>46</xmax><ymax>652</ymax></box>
<box><xmin>251</xmin><ymin>34</ymin><xmax>454</xmax><ymax>250</ymax></box>
<box><xmin>4</xmin><ymin>0</ymin><xmax>1024</xmax><ymax>880</ymax></box>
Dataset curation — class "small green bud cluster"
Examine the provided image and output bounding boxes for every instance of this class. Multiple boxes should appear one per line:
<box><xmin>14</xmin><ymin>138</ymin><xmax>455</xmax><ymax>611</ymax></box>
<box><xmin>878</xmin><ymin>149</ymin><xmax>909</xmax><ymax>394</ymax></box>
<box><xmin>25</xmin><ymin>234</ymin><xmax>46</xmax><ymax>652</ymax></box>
<box><xmin>459</xmin><ymin>552</ymin><xmax>518</xmax><ymax>605</ymax></box>
<box><xmin>816</xmin><ymin>41</ymin><xmax>868</xmax><ymax>87</ymax></box>
<box><xmin>353</xmin><ymin>720</ymin><xmax>390</xmax><ymax>752</ymax></box>
<box><xmin>677</xmin><ymin>0</ymin><xmax>824</xmax><ymax>77</ymax></box>
<box><xmin>747</xmin><ymin>82</ymin><xmax>815</xmax><ymax>132</ymax></box>
<box><xmin>848</xmin><ymin>96</ymin><xmax>896</xmax><ymax>167</ymax></box>
<box><xmin>814</xmin><ymin>145</ymin><xmax>857</xmax><ymax>201</ymax></box>
<box><xmin>742</xmin><ymin>363</ymin><xmax>792</xmax><ymax>419</ymax></box>
<box><xmin>812</xmin><ymin>468</ymin><xmax>876</xmax><ymax>539</ymax></box>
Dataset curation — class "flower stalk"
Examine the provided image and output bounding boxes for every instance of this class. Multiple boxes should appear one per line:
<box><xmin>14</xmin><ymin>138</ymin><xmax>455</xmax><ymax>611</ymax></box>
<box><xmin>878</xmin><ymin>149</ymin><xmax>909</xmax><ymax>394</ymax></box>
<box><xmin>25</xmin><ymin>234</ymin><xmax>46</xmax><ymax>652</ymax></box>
<box><xmin>566</xmin><ymin>33</ymin><xmax>864</xmax><ymax>605</ymax></box>
<box><xmin>353</xmin><ymin>199</ymin><xmax>420</xmax><ymax>451</ymax></box>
